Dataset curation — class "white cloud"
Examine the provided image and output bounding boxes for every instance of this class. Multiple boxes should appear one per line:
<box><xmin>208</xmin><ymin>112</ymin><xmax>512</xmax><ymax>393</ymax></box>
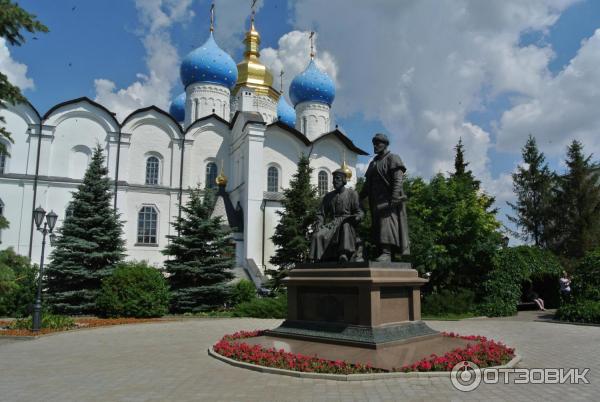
<box><xmin>93</xmin><ymin>0</ymin><xmax>194</xmax><ymax>121</ymax></box>
<box><xmin>497</xmin><ymin>28</ymin><xmax>600</xmax><ymax>157</ymax></box>
<box><xmin>288</xmin><ymin>0</ymin><xmax>577</xmax><ymax>179</ymax></box>
<box><xmin>213</xmin><ymin>0</ymin><xmax>266</xmax><ymax>53</ymax></box>
<box><xmin>0</xmin><ymin>38</ymin><xmax>34</xmax><ymax>91</ymax></box>
<box><xmin>261</xmin><ymin>30</ymin><xmax>338</xmax><ymax>100</ymax></box>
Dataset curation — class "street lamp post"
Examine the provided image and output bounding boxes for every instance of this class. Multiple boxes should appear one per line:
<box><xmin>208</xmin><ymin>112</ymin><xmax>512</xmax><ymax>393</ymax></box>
<box><xmin>32</xmin><ymin>206</ymin><xmax>58</xmax><ymax>332</ymax></box>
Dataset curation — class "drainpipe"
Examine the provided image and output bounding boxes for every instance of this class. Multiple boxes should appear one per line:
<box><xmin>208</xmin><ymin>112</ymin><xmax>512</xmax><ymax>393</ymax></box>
<box><xmin>28</xmin><ymin>122</ymin><xmax>43</xmax><ymax>259</ymax></box>
<box><xmin>113</xmin><ymin>130</ymin><xmax>122</xmax><ymax>210</ymax></box>
<box><xmin>261</xmin><ymin>199</ymin><xmax>267</xmax><ymax>269</ymax></box>
<box><xmin>177</xmin><ymin>134</ymin><xmax>186</xmax><ymax>235</ymax></box>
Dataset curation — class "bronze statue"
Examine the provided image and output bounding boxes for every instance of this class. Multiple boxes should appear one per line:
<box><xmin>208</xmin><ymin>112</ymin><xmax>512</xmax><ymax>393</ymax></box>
<box><xmin>309</xmin><ymin>169</ymin><xmax>364</xmax><ymax>262</ymax></box>
<box><xmin>359</xmin><ymin>133</ymin><xmax>410</xmax><ymax>262</ymax></box>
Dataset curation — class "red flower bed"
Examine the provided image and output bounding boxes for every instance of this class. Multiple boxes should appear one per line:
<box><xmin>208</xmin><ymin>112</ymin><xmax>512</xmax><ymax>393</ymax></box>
<box><xmin>396</xmin><ymin>332</ymin><xmax>515</xmax><ymax>372</ymax></box>
<box><xmin>212</xmin><ymin>330</ymin><xmax>516</xmax><ymax>374</ymax></box>
<box><xmin>213</xmin><ymin>330</ymin><xmax>385</xmax><ymax>374</ymax></box>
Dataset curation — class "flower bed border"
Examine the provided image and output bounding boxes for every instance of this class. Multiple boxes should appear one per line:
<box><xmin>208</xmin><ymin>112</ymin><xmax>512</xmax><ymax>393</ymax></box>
<box><xmin>209</xmin><ymin>330</ymin><xmax>520</xmax><ymax>380</ymax></box>
<box><xmin>208</xmin><ymin>348</ymin><xmax>521</xmax><ymax>381</ymax></box>
<box><xmin>0</xmin><ymin>317</ymin><xmax>176</xmax><ymax>339</ymax></box>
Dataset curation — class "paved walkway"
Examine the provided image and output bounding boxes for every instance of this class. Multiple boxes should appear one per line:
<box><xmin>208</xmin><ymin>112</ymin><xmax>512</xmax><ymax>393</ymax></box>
<box><xmin>1</xmin><ymin>316</ymin><xmax>598</xmax><ymax>401</ymax></box>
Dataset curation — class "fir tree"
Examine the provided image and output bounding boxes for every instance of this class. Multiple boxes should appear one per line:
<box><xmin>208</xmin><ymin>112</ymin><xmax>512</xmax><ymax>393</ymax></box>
<box><xmin>163</xmin><ymin>187</ymin><xmax>234</xmax><ymax>313</ymax></box>
<box><xmin>507</xmin><ymin>135</ymin><xmax>554</xmax><ymax>247</ymax></box>
<box><xmin>0</xmin><ymin>0</ymin><xmax>48</xmax><ymax>155</ymax></box>
<box><xmin>46</xmin><ymin>145</ymin><xmax>125</xmax><ymax>314</ymax></box>
<box><xmin>451</xmin><ymin>138</ymin><xmax>480</xmax><ymax>190</ymax></box>
<box><xmin>549</xmin><ymin>140</ymin><xmax>600</xmax><ymax>259</ymax></box>
<box><xmin>268</xmin><ymin>154</ymin><xmax>319</xmax><ymax>289</ymax></box>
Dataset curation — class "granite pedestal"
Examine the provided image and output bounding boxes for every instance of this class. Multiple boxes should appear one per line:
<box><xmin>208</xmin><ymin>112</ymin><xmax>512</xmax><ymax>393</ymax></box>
<box><xmin>266</xmin><ymin>262</ymin><xmax>439</xmax><ymax>349</ymax></box>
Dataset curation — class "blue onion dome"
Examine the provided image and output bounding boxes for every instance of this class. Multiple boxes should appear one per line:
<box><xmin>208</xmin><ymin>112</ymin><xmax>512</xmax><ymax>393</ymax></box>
<box><xmin>289</xmin><ymin>59</ymin><xmax>335</xmax><ymax>107</ymax></box>
<box><xmin>277</xmin><ymin>96</ymin><xmax>296</xmax><ymax>128</ymax></box>
<box><xmin>169</xmin><ymin>92</ymin><xmax>186</xmax><ymax>122</ymax></box>
<box><xmin>180</xmin><ymin>32</ymin><xmax>238</xmax><ymax>89</ymax></box>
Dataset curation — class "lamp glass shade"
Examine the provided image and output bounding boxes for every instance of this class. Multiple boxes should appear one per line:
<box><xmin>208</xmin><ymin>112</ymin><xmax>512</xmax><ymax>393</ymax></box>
<box><xmin>46</xmin><ymin>210</ymin><xmax>58</xmax><ymax>231</ymax></box>
<box><xmin>49</xmin><ymin>233</ymin><xmax>57</xmax><ymax>246</ymax></box>
<box><xmin>33</xmin><ymin>206</ymin><xmax>46</xmax><ymax>229</ymax></box>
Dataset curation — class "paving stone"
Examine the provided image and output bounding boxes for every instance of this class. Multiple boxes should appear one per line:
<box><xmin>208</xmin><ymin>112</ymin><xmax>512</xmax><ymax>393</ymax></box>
<box><xmin>0</xmin><ymin>317</ymin><xmax>598</xmax><ymax>401</ymax></box>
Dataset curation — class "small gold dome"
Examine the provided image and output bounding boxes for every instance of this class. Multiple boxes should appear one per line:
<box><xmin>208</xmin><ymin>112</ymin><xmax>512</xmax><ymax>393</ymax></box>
<box><xmin>341</xmin><ymin>160</ymin><xmax>352</xmax><ymax>180</ymax></box>
<box><xmin>216</xmin><ymin>163</ymin><xmax>228</xmax><ymax>186</ymax></box>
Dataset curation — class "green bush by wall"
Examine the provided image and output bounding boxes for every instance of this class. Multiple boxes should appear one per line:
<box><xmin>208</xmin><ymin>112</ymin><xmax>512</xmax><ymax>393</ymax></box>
<box><xmin>232</xmin><ymin>292</ymin><xmax>287</xmax><ymax>319</ymax></box>
<box><xmin>97</xmin><ymin>261</ymin><xmax>169</xmax><ymax>318</ymax></box>
<box><xmin>477</xmin><ymin>246</ymin><xmax>562</xmax><ymax>317</ymax></box>
<box><xmin>230</xmin><ymin>279</ymin><xmax>257</xmax><ymax>306</ymax></box>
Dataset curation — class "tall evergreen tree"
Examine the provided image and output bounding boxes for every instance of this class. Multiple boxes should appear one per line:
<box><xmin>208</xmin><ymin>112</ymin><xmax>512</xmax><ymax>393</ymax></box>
<box><xmin>268</xmin><ymin>154</ymin><xmax>319</xmax><ymax>289</ymax></box>
<box><xmin>507</xmin><ymin>135</ymin><xmax>554</xmax><ymax>246</ymax></box>
<box><xmin>46</xmin><ymin>145</ymin><xmax>125</xmax><ymax>314</ymax></box>
<box><xmin>549</xmin><ymin>140</ymin><xmax>600</xmax><ymax>259</ymax></box>
<box><xmin>163</xmin><ymin>187</ymin><xmax>234</xmax><ymax>313</ymax></box>
<box><xmin>451</xmin><ymin>138</ymin><xmax>480</xmax><ymax>190</ymax></box>
<box><xmin>0</xmin><ymin>0</ymin><xmax>48</xmax><ymax>155</ymax></box>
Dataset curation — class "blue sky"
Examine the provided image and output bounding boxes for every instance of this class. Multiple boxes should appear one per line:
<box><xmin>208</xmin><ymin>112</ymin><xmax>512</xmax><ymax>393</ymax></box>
<box><xmin>4</xmin><ymin>0</ymin><xmax>600</xmax><ymax>242</ymax></box>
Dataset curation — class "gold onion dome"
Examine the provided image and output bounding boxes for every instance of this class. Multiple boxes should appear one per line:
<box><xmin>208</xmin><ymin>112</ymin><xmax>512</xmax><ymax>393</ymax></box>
<box><xmin>341</xmin><ymin>160</ymin><xmax>352</xmax><ymax>180</ymax></box>
<box><xmin>233</xmin><ymin>19</ymin><xmax>279</xmax><ymax>101</ymax></box>
<box><xmin>216</xmin><ymin>163</ymin><xmax>228</xmax><ymax>186</ymax></box>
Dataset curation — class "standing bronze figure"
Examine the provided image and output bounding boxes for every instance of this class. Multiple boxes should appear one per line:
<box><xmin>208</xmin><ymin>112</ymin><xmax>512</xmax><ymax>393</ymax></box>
<box><xmin>310</xmin><ymin>169</ymin><xmax>363</xmax><ymax>262</ymax></box>
<box><xmin>359</xmin><ymin>133</ymin><xmax>410</xmax><ymax>262</ymax></box>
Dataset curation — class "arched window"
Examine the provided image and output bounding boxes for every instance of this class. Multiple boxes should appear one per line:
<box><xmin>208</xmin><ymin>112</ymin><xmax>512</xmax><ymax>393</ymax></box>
<box><xmin>267</xmin><ymin>166</ymin><xmax>279</xmax><ymax>192</ymax></box>
<box><xmin>302</xmin><ymin>117</ymin><xmax>307</xmax><ymax>134</ymax></box>
<box><xmin>205</xmin><ymin>162</ymin><xmax>218</xmax><ymax>189</ymax></box>
<box><xmin>137</xmin><ymin>206</ymin><xmax>158</xmax><ymax>244</ymax></box>
<box><xmin>318</xmin><ymin>170</ymin><xmax>329</xmax><ymax>196</ymax></box>
<box><xmin>0</xmin><ymin>152</ymin><xmax>6</xmax><ymax>174</ymax></box>
<box><xmin>145</xmin><ymin>156</ymin><xmax>160</xmax><ymax>185</ymax></box>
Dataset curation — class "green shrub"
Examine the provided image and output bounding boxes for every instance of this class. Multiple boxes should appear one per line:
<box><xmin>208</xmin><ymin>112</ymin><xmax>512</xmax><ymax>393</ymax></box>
<box><xmin>422</xmin><ymin>288</ymin><xmax>475</xmax><ymax>316</ymax></box>
<box><xmin>571</xmin><ymin>248</ymin><xmax>600</xmax><ymax>302</ymax></box>
<box><xmin>0</xmin><ymin>248</ymin><xmax>36</xmax><ymax>317</ymax></box>
<box><xmin>97</xmin><ymin>261</ymin><xmax>169</xmax><ymax>318</ymax></box>
<box><xmin>556</xmin><ymin>300</ymin><xmax>600</xmax><ymax>324</ymax></box>
<box><xmin>10</xmin><ymin>313</ymin><xmax>75</xmax><ymax>330</ymax></box>
<box><xmin>230</xmin><ymin>279</ymin><xmax>257</xmax><ymax>306</ymax></box>
<box><xmin>478</xmin><ymin>246</ymin><xmax>562</xmax><ymax>317</ymax></box>
<box><xmin>233</xmin><ymin>292</ymin><xmax>287</xmax><ymax>318</ymax></box>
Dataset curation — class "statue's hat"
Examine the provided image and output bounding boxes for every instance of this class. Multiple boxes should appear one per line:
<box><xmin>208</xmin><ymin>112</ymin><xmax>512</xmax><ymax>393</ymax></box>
<box><xmin>372</xmin><ymin>133</ymin><xmax>389</xmax><ymax>145</ymax></box>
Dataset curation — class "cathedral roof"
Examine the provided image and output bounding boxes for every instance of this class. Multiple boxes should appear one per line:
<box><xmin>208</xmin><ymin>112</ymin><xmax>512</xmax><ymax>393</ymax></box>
<box><xmin>289</xmin><ymin>60</ymin><xmax>335</xmax><ymax>107</ymax></box>
<box><xmin>169</xmin><ymin>92</ymin><xmax>186</xmax><ymax>122</ymax></box>
<box><xmin>180</xmin><ymin>32</ymin><xmax>238</xmax><ymax>89</ymax></box>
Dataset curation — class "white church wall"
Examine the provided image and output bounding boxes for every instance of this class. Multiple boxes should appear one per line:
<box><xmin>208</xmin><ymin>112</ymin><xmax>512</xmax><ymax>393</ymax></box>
<box><xmin>262</xmin><ymin>202</ymin><xmax>283</xmax><ymax>270</ymax></box>
<box><xmin>46</xmin><ymin>118</ymin><xmax>109</xmax><ymax>179</ymax></box>
<box><xmin>263</xmin><ymin>126</ymin><xmax>306</xmax><ymax>193</ymax></box>
<box><xmin>0</xmin><ymin>180</ymin><xmax>33</xmax><ymax>254</ymax></box>
<box><xmin>123</xmin><ymin>188</ymin><xmax>175</xmax><ymax>267</ymax></box>
<box><xmin>311</xmin><ymin>138</ymin><xmax>358</xmax><ymax>188</ymax></box>
<box><xmin>44</xmin><ymin>101</ymin><xmax>120</xmax><ymax>178</ymax></box>
<box><xmin>0</xmin><ymin>103</ymin><xmax>38</xmax><ymax>175</ymax></box>
<box><xmin>185</xmin><ymin>122</ymin><xmax>229</xmax><ymax>189</ymax></box>
<box><xmin>123</xmin><ymin>119</ymin><xmax>177</xmax><ymax>187</ymax></box>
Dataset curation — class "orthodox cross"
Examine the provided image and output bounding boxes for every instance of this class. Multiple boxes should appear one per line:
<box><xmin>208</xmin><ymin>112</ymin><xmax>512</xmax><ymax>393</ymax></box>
<box><xmin>279</xmin><ymin>69</ymin><xmax>284</xmax><ymax>93</ymax></box>
<box><xmin>309</xmin><ymin>31</ymin><xmax>315</xmax><ymax>59</ymax></box>
<box><xmin>210</xmin><ymin>3</ymin><xmax>215</xmax><ymax>32</ymax></box>
<box><xmin>251</xmin><ymin>0</ymin><xmax>257</xmax><ymax>23</ymax></box>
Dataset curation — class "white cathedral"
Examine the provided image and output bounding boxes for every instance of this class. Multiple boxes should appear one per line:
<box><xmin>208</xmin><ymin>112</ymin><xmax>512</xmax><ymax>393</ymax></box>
<box><xmin>0</xmin><ymin>16</ymin><xmax>367</xmax><ymax>284</ymax></box>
